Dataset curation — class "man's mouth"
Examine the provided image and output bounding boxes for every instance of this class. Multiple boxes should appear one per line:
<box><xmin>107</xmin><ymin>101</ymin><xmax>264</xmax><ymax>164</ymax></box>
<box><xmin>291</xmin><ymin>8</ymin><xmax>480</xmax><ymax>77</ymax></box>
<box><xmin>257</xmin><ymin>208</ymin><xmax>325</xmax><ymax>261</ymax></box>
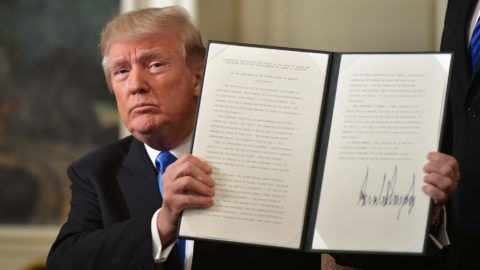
<box><xmin>130</xmin><ymin>103</ymin><xmax>157</xmax><ymax>113</ymax></box>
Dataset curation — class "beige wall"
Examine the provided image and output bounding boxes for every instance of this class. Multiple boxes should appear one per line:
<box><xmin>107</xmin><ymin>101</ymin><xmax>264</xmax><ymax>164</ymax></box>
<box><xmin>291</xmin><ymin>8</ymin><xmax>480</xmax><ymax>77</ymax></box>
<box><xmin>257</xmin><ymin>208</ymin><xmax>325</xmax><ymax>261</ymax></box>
<box><xmin>199</xmin><ymin>0</ymin><xmax>447</xmax><ymax>51</ymax></box>
<box><xmin>119</xmin><ymin>0</ymin><xmax>449</xmax><ymax>52</ymax></box>
<box><xmin>0</xmin><ymin>225</ymin><xmax>58</xmax><ymax>270</ymax></box>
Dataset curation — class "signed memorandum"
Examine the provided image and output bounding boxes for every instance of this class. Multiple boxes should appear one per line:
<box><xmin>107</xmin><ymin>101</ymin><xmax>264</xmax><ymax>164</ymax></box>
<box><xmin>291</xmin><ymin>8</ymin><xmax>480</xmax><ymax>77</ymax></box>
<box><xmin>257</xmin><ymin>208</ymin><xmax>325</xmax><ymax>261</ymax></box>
<box><xmin>178</xmin><ymin>42</ymin><xmax>452</xmax><ymax>254</ymax></box>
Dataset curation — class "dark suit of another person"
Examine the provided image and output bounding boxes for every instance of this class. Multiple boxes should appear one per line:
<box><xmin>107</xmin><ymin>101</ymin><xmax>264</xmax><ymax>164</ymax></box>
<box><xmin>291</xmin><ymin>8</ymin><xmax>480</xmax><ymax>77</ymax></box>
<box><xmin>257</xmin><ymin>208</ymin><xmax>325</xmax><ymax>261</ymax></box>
<box><xmin>440</xmin><ymin>0</ymin><xmax>480</xmax><ymax>269</ymax></box>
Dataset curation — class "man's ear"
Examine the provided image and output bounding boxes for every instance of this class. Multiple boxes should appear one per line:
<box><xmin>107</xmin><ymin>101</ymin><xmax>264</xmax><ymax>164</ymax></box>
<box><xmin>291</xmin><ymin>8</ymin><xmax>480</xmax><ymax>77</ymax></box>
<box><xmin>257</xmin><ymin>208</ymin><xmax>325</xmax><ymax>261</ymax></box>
<box><xmin>192</xmin><ymin>61</ymin><xmax>204</xmax><ymax>97</ymax></box>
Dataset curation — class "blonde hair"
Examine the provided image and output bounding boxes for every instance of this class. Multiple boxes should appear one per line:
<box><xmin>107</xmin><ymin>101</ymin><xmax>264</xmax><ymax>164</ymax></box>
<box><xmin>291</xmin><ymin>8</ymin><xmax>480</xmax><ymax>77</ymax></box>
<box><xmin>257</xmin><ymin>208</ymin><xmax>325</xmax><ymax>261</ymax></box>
<box><xmin>99</xmin><ymin>6</ymin><xmax>205</xmax><ymax>88</ymax></box>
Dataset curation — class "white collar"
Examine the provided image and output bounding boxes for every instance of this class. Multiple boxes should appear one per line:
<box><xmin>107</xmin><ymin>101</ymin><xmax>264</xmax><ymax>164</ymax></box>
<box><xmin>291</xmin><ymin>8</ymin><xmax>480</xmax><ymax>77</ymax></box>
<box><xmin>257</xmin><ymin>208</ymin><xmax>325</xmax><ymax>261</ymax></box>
<box><xmin>144</xmin><ymin>133</ymin><xmax>193</xmax><ymax>168</ymax></box>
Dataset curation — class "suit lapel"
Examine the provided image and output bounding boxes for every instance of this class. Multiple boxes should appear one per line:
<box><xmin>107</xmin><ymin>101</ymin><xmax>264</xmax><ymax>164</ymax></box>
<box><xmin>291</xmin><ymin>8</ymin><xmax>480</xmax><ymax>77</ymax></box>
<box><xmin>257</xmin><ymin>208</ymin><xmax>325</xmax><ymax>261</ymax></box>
<box><xmin>117</xmin><ymin>138</ymin><xmax>162</xmax><ymax>217</ymax></box>
<box><xmin>116</xmin><ymin>139</ymin><xmax>184</xmax><ymax>269</ymax></box>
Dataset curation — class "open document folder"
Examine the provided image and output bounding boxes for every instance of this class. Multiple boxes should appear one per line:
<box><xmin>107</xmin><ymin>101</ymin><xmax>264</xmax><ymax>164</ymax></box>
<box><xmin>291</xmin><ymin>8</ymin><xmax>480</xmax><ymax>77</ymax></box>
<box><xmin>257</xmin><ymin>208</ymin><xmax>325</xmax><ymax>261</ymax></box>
<box><xmin>178</xmin><ymin>41</ymin><xmax>452</xmax><ymax>255</ymax></box>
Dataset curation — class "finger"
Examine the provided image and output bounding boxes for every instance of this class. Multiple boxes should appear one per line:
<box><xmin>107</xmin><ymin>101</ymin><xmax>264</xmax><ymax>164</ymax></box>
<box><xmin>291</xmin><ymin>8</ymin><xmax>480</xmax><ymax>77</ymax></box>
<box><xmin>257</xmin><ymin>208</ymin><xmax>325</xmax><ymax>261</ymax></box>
<box><xmin>423</xmin><ymin>160</ymin><xmax>459</xmax><ymax>181</ymax></box>
<box><xmin>422</xmin><ymin>184</ymin><xmax>447</xmax><ymax>205</ymax></box>
<box><xmin>423</xmin><ymin>173</ymin><xmax>457</xmax><ymax>195</ymax></box>
<box><xmin>427</xmin><ymin>151</ymin><xmax>455</xmax><ymax>162</ymax></box>
<box><xmin>178</xmin><ymin>154</ymin><xmax>212</xmax><ymax>174</ymax></box>
<box><xmin>171</xmin><ymin>176</ymin><xmax>215</xmax><ymax>197</ymax></box>
<box><xmin>167</xmin><ymin>162</ymin><xmax>215</xmax><ymax>187</ymax></box>
<box><xmin>173</xmin><ymin>194</ymin><xmax>214</xmax><ymax>210</ymax></box>
<box><xmin>426</xmin><ymin>152</ymin><xmax>460</xmax><ymax>175</ymax></box>
<box><xmin>161</xmin><ymin>193</ymin><xmax>214</xmax><ymax>217</ymax></box>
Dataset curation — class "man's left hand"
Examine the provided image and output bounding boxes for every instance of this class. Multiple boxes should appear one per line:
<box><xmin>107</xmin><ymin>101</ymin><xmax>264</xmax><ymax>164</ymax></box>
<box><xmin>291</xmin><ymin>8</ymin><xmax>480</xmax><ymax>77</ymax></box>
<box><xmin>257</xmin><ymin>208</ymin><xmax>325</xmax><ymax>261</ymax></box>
<box><xmin>422</xmin><ymin>151</ymin><xmax>460</xmax><ymax>222</ymax></box>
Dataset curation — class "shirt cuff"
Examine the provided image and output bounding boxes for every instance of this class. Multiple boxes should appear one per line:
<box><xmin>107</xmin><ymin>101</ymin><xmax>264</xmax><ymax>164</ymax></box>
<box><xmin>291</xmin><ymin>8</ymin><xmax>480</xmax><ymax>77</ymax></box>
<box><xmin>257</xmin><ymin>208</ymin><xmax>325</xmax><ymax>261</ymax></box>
<box><xmin>151</xmin><ymin>209</ymin><xmax>176</xmax><ymax>262</ymax></box>
<box><xmin>428</xmin><ymin>206</ymin><xmax>450</xmax><ymax>249</ymax></box>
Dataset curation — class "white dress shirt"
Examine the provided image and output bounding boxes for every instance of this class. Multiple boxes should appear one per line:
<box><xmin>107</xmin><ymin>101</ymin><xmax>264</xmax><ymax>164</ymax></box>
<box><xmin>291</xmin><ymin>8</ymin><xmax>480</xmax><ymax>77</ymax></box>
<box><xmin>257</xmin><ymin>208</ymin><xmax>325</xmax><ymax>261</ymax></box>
<box><xmin>468</xmin><ymin>0</ymin><xmax>480</xmax><ymax>45</ymax></box>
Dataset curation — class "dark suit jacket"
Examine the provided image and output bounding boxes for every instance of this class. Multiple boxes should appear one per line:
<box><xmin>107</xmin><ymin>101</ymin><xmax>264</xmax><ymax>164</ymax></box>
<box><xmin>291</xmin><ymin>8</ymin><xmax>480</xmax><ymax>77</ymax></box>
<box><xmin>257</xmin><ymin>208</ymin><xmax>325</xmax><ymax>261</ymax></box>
<box><xmin>440</xmin><ymin>0</ymin><xmax>480</xmax><ymax>269</ymax></box>
<box><xmin>47</xmin><ymin>136</ymin><xmax>321</xmax><ymax>270</ymax></box>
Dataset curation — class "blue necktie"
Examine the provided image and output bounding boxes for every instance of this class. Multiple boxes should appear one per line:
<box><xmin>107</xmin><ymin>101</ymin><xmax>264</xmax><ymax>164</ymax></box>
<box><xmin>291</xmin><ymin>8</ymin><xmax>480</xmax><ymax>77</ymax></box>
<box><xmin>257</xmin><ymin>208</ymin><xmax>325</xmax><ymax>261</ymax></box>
<box><xmin>155</xmin><ymin>151</ymin><xmax>186</xmax><ymax>269</ymax></box>
<box><xmin>470</xmin><ymin>17</ymin><xmax>480</xmax><ymax>71</ymax></box>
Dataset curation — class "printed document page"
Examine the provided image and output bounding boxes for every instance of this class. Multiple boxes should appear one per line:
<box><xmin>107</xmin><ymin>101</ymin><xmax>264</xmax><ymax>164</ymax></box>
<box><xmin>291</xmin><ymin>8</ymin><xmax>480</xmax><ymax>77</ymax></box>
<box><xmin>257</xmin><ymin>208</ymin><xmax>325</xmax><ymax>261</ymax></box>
<box><xmin>180</xmin><ymin>43</ymin><xmax>329</xmax><ymax>248</ymax></box>
<box><xmin>313</xmin><ymin>54</ymin><xmax>451</xmax><ymax>253</ymax></box>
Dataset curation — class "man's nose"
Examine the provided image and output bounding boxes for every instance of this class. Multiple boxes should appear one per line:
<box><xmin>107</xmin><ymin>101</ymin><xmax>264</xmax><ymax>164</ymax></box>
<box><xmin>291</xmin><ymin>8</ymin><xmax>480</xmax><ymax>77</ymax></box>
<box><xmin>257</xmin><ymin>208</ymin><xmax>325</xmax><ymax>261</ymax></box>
<box><xmin>128</xmin><ymin>68</ymin><xmax>149</xmax><ymax>95</ymax></box>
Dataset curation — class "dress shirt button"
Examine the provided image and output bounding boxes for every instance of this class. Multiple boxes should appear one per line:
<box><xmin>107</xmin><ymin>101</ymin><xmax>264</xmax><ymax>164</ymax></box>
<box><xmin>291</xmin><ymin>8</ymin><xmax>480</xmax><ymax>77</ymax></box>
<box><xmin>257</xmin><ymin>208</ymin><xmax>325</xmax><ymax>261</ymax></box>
<box><xmin>466</xmin><ymin>107</ymin><xmax>477</xmax><ymax>119</ymax></box>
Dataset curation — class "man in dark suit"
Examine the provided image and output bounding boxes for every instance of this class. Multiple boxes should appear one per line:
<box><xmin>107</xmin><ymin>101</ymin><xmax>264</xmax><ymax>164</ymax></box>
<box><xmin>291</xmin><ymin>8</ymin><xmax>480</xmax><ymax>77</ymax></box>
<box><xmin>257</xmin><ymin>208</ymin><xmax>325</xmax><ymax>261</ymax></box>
<box><xmin>46</xmin><ymin>6</ymin><xmax>321</xmax><ymax>270</ymax></box>
<box><xmin>440</xmin><ymin>0</ymin><xmax>480</xmax><ymax>269</ymax></box>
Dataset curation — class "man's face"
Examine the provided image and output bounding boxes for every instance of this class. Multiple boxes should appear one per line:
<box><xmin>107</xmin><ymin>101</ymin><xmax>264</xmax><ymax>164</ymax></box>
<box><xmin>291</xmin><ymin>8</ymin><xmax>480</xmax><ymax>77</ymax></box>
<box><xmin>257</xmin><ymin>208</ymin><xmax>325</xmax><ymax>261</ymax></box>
<box><xmin>107</xmin><ymin>32</ymin><xmax>202</xmax><ymax>149</ymax></box>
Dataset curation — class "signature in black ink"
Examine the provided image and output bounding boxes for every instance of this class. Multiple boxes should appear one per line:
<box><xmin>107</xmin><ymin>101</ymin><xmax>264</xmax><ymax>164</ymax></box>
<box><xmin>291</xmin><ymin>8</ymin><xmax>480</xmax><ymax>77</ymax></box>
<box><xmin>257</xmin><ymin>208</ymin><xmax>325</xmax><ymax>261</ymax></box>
<box><xmin>357</xmin><ymin>165</ymin><xmax>416</xmax><ymax>220</ymax></box>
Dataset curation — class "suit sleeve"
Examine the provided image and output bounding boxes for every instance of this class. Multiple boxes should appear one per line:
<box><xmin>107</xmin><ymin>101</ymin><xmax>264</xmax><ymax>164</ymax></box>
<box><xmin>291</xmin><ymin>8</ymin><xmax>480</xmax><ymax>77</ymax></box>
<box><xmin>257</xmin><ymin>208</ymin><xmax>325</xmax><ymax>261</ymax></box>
<box><xmin>46</xmin><ymin>165</ymin><xmax>156</xmax><ymax>270</ymax></box>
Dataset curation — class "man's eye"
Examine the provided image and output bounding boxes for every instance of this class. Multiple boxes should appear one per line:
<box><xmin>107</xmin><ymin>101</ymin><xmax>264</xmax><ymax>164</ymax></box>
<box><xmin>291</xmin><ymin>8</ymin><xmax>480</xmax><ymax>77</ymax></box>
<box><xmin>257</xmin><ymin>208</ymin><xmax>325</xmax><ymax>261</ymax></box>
<box><xmin>149</xmin><ymin>62</ymin><xmax>165</xmax><ymax>72</ymax></box>
<box><xmin>113</xmin><ymin>68</ymin><xmax>129</xmax><ymax>80</ymax></box>
<box><xmin>116</xmin><ymin>69</ymin><xmax>128</xmax><ymax>74</ymax></box>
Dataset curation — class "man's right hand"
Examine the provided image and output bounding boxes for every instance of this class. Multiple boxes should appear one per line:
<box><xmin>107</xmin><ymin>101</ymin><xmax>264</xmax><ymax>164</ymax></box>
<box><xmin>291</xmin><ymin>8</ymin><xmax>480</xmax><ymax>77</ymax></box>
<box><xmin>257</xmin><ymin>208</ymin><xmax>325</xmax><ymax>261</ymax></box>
<box><xmin>156</xmin><ymin>154</ymin><xmax>215</xmax><ymax>245</ymax></box>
